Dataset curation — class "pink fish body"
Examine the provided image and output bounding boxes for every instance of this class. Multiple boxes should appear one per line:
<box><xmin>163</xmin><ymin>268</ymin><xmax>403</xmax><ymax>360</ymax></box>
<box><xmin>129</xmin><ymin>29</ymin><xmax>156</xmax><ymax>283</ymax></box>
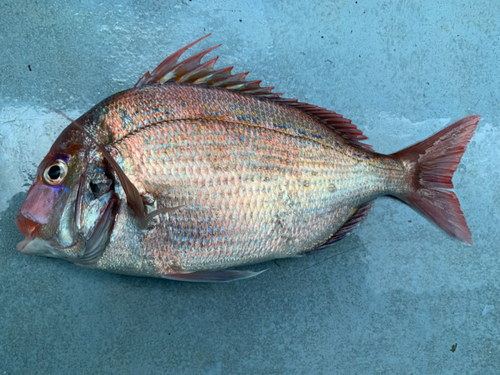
<box><xmin>15</xmin><ymin>35</ymin><xmax>480</xmax><ymax>282</ymax></box>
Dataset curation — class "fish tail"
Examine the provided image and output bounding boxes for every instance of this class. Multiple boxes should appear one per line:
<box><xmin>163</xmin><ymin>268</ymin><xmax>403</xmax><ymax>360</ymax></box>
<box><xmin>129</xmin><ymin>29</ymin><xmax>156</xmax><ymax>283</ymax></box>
<box><xmin>390</xmin><ymin>115</ymin><xmax>480</xmax><ymax>244</ymax></box>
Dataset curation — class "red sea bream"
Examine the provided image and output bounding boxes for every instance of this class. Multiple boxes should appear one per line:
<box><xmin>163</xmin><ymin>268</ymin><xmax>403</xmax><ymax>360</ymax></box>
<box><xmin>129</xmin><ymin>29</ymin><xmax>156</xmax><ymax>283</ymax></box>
<box><xmin>15</xmin><ymin>35</ymin><xmax>480</xmax><ymax>282</ymax></box>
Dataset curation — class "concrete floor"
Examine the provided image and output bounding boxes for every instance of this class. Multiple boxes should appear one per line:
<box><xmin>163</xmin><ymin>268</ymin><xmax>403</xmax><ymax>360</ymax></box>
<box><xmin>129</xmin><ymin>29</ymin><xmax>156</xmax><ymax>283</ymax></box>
<box><xmin>1</xmin><ymin>0</ymin><xmax>499</xmax><ymax>373</ymax></box>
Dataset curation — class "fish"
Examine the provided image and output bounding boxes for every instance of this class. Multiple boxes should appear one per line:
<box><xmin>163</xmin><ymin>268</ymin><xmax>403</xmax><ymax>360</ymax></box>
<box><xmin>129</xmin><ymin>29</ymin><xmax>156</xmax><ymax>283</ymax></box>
<box><xmin>15</xmin><ymin>34</ymin><xmax>480</xmax><ymax>282</ymax></box>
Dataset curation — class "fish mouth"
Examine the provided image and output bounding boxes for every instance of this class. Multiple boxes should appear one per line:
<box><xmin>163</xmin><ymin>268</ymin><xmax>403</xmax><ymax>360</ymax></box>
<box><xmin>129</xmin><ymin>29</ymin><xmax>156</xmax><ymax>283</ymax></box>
<box><xmin>15</xmin><ymin>213</ymin><xmax>57</xmax><ymax>256</ymax></box>
<box><xmin>16</xmin><ymin>236</ymin><xmax>60</xmax><ymax>257</ymax></box>
<box><xmin>16</xmin><ymin>237</ymin><xmax>35</xmax><ymax>254</ymax></box>
<box><xmin>16</xmin><ymin>237</ymin><xmax>30</xmax><ymax>254</ymax></box>
<box><xmin>15</xmin><ymin>213</ymin><xmax>39</xmax><ymax>238</ymax></box>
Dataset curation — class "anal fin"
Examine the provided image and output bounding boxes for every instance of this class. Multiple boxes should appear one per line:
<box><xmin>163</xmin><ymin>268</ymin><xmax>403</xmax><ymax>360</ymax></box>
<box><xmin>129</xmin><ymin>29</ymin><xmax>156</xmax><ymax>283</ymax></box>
<box><xmin>162</xmin><ymin>268</ymin><xmax>267</xmax><ymax>283</ymax></box>
<box><xmin>310</xmin><ymin>201</ymin><xmax>374</xmax><ymax>254</ymax></box>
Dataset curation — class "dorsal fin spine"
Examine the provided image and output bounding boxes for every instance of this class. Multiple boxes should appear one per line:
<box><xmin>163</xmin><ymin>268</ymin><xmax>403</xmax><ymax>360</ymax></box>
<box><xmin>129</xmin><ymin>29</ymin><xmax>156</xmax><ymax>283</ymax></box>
<box><xmin>134</xmin><ymin>35</ymin><xmax>372</xmax><ymax>151</ymax></box>
<box><xmin>178</xmin><ymin>57</ymin><xmax>219</xmax><ymax>83</ymax></box>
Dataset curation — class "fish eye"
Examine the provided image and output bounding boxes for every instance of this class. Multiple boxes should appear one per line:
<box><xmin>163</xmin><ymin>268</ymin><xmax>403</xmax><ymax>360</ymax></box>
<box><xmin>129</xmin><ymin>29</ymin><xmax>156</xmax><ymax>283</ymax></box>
<box><xmin>43</xmin><ymin>159</ymin><xmax>68</xmax><ymax>185</ymax></box>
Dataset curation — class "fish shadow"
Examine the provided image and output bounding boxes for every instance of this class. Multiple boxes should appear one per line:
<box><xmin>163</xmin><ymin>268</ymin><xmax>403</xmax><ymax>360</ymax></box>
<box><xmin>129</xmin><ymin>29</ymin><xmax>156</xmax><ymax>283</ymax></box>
<box><xmin>0</xmin><ymin>192</ymin><xmax>27</xmax><ymax>265</ymax></box>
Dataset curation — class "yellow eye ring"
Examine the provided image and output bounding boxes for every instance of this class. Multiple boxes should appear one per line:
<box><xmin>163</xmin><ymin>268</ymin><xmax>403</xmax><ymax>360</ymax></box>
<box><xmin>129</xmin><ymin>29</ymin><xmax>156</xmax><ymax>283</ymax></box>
<box><xmin>43</xmin><ymin>159</ymin><xmax>68</xmax><ymax>185</ymax></box>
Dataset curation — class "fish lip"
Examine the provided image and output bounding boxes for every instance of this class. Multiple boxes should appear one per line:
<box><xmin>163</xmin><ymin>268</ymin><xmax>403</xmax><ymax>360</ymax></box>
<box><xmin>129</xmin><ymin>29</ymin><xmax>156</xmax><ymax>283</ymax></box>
<box><xmin>15</xmin><ymin>236</ymin><xmax>60</xmax><ymax>258</ymax></box>
<box><xmin>16</xmin><ymin>237</ymin><xmax>32</xmax><ymax>254</ymax></box>
<box><xmin>15</xmin><ymin>213</ymin><xmax>38</xmax><ymax>238</ymax></box>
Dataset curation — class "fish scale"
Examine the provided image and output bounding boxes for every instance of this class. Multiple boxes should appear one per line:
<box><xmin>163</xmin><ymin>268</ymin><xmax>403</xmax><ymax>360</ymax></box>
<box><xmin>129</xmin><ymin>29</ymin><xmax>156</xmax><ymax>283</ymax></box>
<box><xmin>88</xmin><ymin>86</ymin><xmax>405</xmax><ymax>274</ymax></box>
<box><xmin>15</xmin><ymin>36</ymin><xmax>479</xmax><ymax>281</ymax></box>
<box><xmin>92</xmin><ymin>84</ymin><xmax>341</xmax><ymax>148</ymax></box>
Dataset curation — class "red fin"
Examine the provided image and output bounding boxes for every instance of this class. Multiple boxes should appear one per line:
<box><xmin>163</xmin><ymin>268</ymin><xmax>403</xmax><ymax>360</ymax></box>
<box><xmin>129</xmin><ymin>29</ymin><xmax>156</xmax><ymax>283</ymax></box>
<box><xmin>67</xmin><ymin>121</ymin><xmax>182</xmax><ymax>228</ymax></box>
<box><xmin>97</xmin><ymin>144</ymin><xmax>183</xmax><ymax>228</ymax></box>
<box><xmin>134</xmin><ymin>34</ymin><xmax>213</xmax><ymax>87</ymax></box>
<box><xmin>391</xmin><ymin>116</ymin><xmax>480</xmax><ymax>244</ymax></box>
<box><xmin>310</xmin><ymin>201</ymin><xmax>374</xmax><ymax>254</ymax></box>
<box><xmin>286</xmin><ymin>102</ymin><xmax>373</xmax><ymax>151</ymax></box>
<box><xmin>133</xmin><ymin>35</ymin><xmax>372</xmax><ymax>151</ymax></box>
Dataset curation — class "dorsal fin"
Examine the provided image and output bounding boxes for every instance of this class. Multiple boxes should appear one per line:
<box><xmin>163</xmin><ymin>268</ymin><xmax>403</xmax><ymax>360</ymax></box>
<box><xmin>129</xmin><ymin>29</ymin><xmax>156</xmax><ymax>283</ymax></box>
<box><xmin>134</xmin><ymin>35</ymin><xmax>372</xmax><ymax>151</ymax></box>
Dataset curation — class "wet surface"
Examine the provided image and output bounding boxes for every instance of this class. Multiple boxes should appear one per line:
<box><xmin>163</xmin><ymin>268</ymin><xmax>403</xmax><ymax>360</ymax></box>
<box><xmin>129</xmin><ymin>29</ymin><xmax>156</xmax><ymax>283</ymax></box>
<box><xmin>1</xmin><ymin>1</ymin><xmax>499</xmax><ymax>373</ymax></box>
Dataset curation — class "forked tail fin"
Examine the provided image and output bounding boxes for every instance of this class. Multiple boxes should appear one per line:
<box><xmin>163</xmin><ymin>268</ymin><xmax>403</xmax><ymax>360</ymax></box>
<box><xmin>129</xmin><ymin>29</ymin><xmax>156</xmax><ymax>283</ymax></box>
<box><xmin>391</xmin><ymin>116</ymin><xmax>480</xmax><ymax>244</ymax></box>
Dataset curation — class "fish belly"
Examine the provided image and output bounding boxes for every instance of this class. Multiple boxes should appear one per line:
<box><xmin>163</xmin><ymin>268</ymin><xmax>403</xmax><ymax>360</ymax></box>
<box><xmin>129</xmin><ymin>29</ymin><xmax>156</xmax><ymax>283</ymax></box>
<box><xmin>98</xmin><ymin>117</ymin><xmax>399</xmax><ymax>276</ymax></box>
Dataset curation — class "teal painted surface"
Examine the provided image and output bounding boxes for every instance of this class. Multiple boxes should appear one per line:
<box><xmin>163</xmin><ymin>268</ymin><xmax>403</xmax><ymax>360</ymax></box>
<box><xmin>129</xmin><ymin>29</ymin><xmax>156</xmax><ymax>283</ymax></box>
<box><xmin>0</xmin><ymin>1</ymin><xmax>499</xmax><ymax>373</ymax></box>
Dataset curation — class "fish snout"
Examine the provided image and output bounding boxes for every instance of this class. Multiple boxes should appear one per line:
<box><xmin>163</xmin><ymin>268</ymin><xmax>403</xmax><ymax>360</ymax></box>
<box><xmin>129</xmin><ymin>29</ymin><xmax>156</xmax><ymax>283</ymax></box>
<box><xmin>15</xmin><ymin>215</ymin><xmax>36</xmax><ymax>254</ymax></box>
<box><xmin>15</xmin><ymin>215</ymin><xmax>59</xmax><ymax>257</ymax></box>
<box><xmin>16</xmin><ymin>237</ymin><xmax>32</xmax><ymax>254</ymax></box>
<box><xmin>15</xmin><ymin>213</ymin><xmax>39</xmax><ymax>238</ymax></box>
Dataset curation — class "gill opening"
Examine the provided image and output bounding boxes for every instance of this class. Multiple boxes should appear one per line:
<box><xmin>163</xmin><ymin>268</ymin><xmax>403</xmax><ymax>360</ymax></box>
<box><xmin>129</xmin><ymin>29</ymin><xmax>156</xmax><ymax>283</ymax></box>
<box><xmin>53</xmin><ymin>109</ymin><xmax>183</xmax><ymax>229</ymax></box>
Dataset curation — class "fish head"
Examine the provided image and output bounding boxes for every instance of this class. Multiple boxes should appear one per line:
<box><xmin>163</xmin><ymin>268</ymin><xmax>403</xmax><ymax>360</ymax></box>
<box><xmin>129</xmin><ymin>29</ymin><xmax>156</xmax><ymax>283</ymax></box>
<box><xmin>16</xmin><ymin>122</ymin><xmax>119</xmax><ymax>265</ymax></box>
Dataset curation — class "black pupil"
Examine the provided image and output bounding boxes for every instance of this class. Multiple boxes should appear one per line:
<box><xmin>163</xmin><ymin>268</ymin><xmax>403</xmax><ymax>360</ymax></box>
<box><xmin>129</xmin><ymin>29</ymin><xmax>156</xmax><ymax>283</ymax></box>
<box><xmin>90</xmin><ymin>182</ymin><xmax>100</xmax><ymax>194</ymax></box>
<box><xmin>48</xmin><ymin>165</ymin><xmax>61</xmax><ymax>180</ymax></box>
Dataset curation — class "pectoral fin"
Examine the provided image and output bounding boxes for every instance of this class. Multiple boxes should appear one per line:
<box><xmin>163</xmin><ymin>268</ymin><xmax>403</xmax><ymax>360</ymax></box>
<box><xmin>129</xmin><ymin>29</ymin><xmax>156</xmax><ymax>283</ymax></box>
<box><xmin>162</xmin><ymin>269</ymin><xmax>267</xmax><ymax>283</ymax></box>
<box><xmin>65</xmin><ymin>119</ymin><xmax>182</xmax><ymax>228</ymax></box>
<box><xmin>73</xmin><ymin>195</ymin><xmax>119</xmax><ymax>265</ymax></box>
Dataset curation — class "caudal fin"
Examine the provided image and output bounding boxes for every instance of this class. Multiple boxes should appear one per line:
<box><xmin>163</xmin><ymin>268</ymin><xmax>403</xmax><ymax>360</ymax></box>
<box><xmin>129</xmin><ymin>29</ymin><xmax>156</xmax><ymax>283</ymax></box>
<box><xmin>391</xmin><ymin>116</ymin><xmax>480</xmax><ymax>244</ymax></box>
